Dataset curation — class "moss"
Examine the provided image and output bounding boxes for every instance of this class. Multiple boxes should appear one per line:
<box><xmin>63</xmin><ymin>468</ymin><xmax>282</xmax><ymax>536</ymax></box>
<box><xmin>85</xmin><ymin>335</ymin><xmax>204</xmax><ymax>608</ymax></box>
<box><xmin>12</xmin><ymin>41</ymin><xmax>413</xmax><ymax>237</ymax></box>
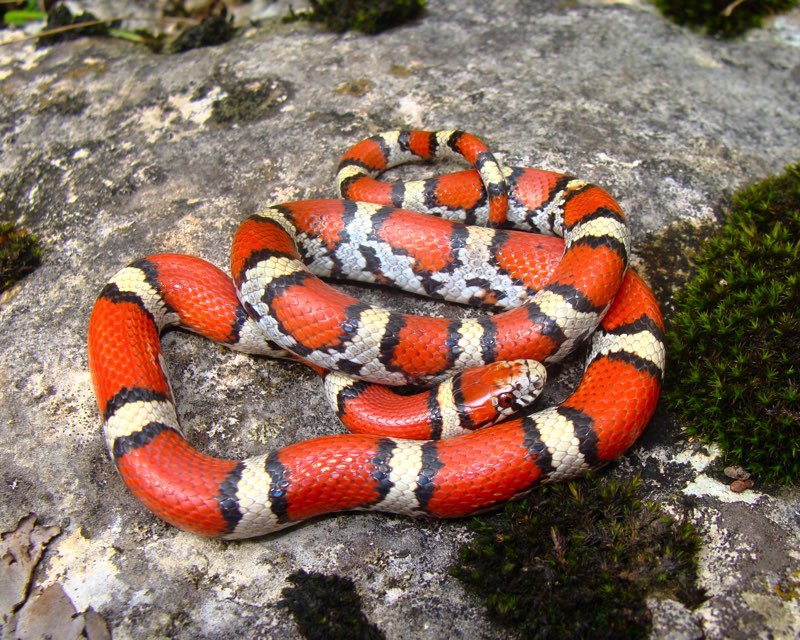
<box><xmin>36</xmin><ymin>4</ymin><xmax>113</xmax><ymax>47</ymax></box>
<box><xmin>208</xmin><ymin>77</ymin><xmax>291</xmax><ymax>124</ymax></box>
<box><xmin>1</xmin><ymin>222</ymin><xmax>41</xmax><ymax>294</ymax></box>
<box><xmin>450</xmin><ymin>475</ymin><xmax>704</xmax><ymax>639</ymax></box>
<box><xmin>289</xmin><ymin>0</ymin><xmax>425</xmax><ymax>34</ymax></box>
<box><xmin>773</xmin><ymin>571</ymin><xmax>800</xmax><ymax>601</ymax></box>
<box><xmin>664</xmin><ymin>163</ymin><xmax>800</xmax><ymax>484</ymax></box>
<box><xmin>279</xmin><ymin>570</ymin><xmax>385</xmax><ymax>640</ymax></box>
<box><xmin>334</xmin><ymin>78</ymin><xmax>375</xmax><ymax>97</ymax></box>
<box><xmin>168</xmin><ymin>11</ymin><xmax>237</xmax><ymax>54</ymax></box>
<box><xmin>653</xmin><ymin>0</ymin><xmax>799</xmax><ymax>37</ymax></box>
<box><xmin>636</xmin><ymin>219</ymin><xmax>719</xmax><ymax>317</ymax></box>
<box><xmin>35</xmin><ymin>90</ymin><xmax>88</xmax><ymax>116</ymax></box>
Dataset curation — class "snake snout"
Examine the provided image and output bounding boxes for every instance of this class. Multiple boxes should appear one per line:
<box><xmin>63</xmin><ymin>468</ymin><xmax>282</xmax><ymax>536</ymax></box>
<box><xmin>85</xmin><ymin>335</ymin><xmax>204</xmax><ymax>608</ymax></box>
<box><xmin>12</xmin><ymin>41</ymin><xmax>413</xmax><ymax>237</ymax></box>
<box><xmin>498</xmin><ymin>359</ymin><xmax>547</xmax><ymax>416</ymax></box>
<box><xmin>521</xmin><ymin>359</ymin><xmax>547</xmax><ymax>392</ymax></box>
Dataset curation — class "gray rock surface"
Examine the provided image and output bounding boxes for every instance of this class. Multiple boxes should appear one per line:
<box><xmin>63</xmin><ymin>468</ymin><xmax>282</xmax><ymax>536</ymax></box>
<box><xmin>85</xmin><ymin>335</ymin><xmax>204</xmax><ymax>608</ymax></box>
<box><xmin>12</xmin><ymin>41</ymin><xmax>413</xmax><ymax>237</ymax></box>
<box><xmin>1</xmin><ymin>1</ymin><xmax>799</xmax><ymax>638</ymax></box>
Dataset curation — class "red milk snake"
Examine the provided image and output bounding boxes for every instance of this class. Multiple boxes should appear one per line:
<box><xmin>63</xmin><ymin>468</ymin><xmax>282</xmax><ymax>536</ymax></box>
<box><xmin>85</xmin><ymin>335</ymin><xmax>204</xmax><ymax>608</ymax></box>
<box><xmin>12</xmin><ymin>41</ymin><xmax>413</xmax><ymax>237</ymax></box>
<box><xmin>88</xmin><ymin>130</ymin><xmax>664</xmax><ymax>539</ymax></box>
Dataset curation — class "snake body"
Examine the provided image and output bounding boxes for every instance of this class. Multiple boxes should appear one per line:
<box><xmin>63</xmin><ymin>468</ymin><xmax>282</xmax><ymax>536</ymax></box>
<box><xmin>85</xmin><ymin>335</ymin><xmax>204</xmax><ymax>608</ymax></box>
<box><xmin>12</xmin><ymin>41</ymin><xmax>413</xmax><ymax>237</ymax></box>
<box><xmin>88</xmin><ymin>131</ymin><xmax>664</xmax><ymax>539</ymax></box>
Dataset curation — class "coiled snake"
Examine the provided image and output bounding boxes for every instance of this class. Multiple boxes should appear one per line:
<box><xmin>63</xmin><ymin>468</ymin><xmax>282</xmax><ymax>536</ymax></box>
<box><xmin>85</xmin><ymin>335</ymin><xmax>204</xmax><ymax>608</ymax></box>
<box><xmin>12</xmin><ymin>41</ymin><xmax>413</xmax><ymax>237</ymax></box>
<box><xmin>88</xmin><ymin>130</ymin><xmax>664</xmax><ymax>539</ymax></box>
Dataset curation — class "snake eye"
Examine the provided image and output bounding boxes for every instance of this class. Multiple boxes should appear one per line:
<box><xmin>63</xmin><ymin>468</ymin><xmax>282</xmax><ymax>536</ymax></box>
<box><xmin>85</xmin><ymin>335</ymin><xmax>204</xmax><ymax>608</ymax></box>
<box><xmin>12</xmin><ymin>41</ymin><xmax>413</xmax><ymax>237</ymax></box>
<box><xmin>497</xmin><ymin>392</ymin><xmax>516</xmax><ymax>410</ymax></box>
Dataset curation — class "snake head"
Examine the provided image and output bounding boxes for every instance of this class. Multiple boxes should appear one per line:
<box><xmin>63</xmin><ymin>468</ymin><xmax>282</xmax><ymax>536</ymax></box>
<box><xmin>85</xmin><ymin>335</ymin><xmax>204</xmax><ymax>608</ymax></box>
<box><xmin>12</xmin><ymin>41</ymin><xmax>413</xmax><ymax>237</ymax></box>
<box><xmin>453</xmin><ymin>359</ymin><xmax>546</xmax><ymax>430</ymax></box>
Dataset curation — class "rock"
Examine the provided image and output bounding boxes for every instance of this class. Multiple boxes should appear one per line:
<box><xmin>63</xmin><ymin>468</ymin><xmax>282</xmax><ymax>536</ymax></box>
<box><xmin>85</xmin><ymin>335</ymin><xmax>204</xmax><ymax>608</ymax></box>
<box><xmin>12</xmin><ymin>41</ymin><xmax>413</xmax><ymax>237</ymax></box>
<box><xmin>14</xmin><ymin>584</ymin><xmax>85</xmax><ymax>640</ymax></box>
<box><xmin>0</xmin><ymin>515</ymin><xmax>61</xmax><ymax>627</ymax></box>
<box><xmin>1</xmin><ymin>1</ymin><xmax>800</xmax><ymax>638</ymax></box>
<box><xmin>648</xmin><ymin>597</ymin><xmax>704</xmax><ymax>640</ymax></box>
<box><xmin>730</xmin><ymin>478</ymin><xmax>755</xmax><ymax>493</ymax></box>
<box><xmin>724</xmin><ymin>466</ymin><xmax>751</xmax><ymax>481</ymax></box>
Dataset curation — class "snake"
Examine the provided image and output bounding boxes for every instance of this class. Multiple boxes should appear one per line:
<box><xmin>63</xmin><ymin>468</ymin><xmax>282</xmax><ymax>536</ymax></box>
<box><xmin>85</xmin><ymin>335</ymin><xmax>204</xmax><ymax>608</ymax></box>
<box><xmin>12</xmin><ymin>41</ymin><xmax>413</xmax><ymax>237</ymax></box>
<box><xmin>87</xmin><ymin>130</ymin><xmax>665</xmax><ymax>539</ymax></box>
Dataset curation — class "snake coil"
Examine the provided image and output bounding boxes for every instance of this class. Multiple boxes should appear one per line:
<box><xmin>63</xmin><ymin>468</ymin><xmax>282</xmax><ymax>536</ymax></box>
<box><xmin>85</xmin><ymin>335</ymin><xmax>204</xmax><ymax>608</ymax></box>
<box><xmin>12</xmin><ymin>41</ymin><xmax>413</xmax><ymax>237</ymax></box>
<box><xmin>88</xmin><ymin>130</ymin><xmax>664</xmax><ymax>539</ymax></box>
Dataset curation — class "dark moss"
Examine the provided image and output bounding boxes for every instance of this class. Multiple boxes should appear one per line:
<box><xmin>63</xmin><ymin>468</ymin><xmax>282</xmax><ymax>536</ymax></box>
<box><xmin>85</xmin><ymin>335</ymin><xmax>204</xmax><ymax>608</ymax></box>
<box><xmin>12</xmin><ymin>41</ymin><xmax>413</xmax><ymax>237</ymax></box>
<box><xmin>168</xmin><ymin>11</ymin><xmax>237</xmax><ymax>54</ymax></box>
<box><xmin>279</xmin><ymin>570</ymin><xmax>385</xmax><ymax>640</ymax></box>
<box><xmin>653</xmin><ymin>0</ymin><xmax>799</xmax><ymax>37</ymax></box>
<box><xmin>450</xmin><ymin>475</ymin><xmax>704</xmax><ymax>640</ymax></box>
<box><xmin>664</xmin><ymin>163</ymin><xmax>800</xmax><ymax>484</ymax></box>
<box><xmin>35</xmin><ymin>90</ymin><xmax>89</xmax><ymax>116</ymax></box>
<box><xmin>36</xmin><ymin>3</ymin><xmax>113</xmax><ymax>47</ymax></box>
<box><xmin>1</xmin><ymin>222</ymin><xmax>41</xmax><ymax>294</ymax></box>
<box><xmin>334</xmin><ymin>78</ymin><xmax>375</xmax><ymax>97</ymax></box>
<box><xmin>208</xmin><ymin>77</ymin><xmax>292</xmax><ymax>124</ymax></box>
<box><xmin>637</xmin><ymin>219</ymin><xmax>719</xmax><ymax>319</ymax></box>
<box><xmin>289</xmin><ymin>0</ymin><xmax>425</xmax><ymax>34</ymax></box>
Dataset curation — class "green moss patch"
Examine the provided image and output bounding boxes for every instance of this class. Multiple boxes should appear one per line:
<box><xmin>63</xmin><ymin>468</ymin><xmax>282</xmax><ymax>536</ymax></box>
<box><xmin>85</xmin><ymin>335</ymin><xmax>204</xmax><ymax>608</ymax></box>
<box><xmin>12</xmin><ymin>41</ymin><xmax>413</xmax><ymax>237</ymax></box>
<box><xmin>1</xmin><ymin>222</ymin><xmax>41</xmax><ymax>294</ymax></box>
<box><xmin>653</xmin><ymin>0</ymin><xmax>799</xmax><ymax>38</ymax></box>
<box><xmin>279</xmin><ymin>570</ymin><xmax>385</xmax><ymax>640</ymax></box>
<box><xmin>665</xmin><ymin>163</ymin><xmax>800</xmax><ymax>484</ymax></box>
<box><xmin>290</xmin><ymin>0</ymin><xmax>425</xmax><ymax>34</ymax></box>
<box><xmin>451</xmin><ymin>475</ymin><xmax>704</xmax><ymax>639</ymax></box>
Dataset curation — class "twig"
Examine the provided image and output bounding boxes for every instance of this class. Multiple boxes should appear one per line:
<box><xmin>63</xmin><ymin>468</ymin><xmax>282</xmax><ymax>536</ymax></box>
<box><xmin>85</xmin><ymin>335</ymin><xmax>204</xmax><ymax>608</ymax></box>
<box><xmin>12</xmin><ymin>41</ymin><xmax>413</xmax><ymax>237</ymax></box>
<box><xmin>1</xmin><ymin>17</ymin><xmax>111</xmax><ymax>46</ymax></box>
<box><xmin>722</xmin><ymin>0</ymin><xmax>748</xmax><ymax>17</ymax></box>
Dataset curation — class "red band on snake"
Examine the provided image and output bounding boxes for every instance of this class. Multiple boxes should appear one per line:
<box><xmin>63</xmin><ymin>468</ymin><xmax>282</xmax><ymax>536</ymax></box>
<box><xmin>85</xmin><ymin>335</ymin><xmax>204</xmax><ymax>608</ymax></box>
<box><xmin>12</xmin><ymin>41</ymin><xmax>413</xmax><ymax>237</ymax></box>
<box><xmin>87</xmin><ymin>130</ymin><xmax>664</xmax><ymax>539</ymax></box>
